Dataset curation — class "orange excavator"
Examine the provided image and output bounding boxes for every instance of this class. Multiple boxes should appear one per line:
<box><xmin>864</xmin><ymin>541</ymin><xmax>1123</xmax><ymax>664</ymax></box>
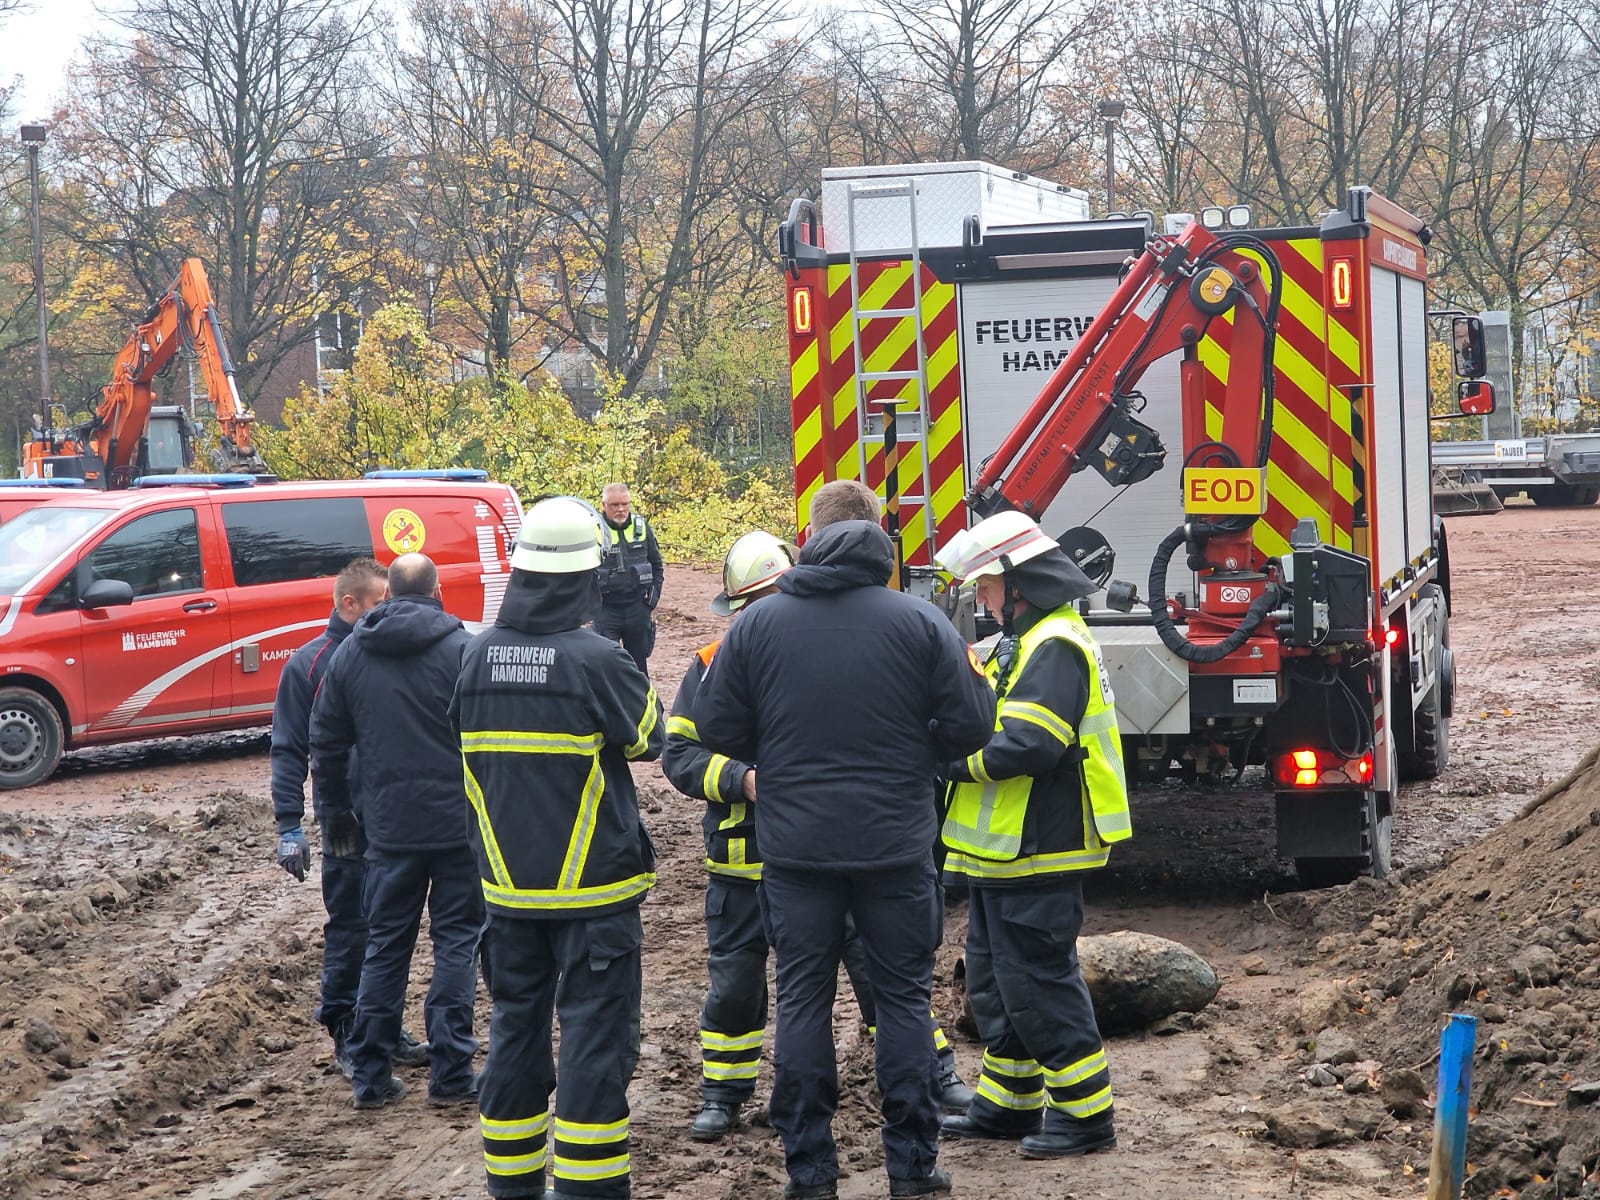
<box><xmin>22</xmin><ymin>257</ymin><xmax>267</xmax><ymax>488</ymax></box>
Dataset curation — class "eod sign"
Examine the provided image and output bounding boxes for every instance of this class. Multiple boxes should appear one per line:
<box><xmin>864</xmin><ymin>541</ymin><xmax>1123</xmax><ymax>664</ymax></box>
<box><xmin>1182</xmin><ymin>467</ymin><xmax>1267</xmax><ymax>515</ymax></box>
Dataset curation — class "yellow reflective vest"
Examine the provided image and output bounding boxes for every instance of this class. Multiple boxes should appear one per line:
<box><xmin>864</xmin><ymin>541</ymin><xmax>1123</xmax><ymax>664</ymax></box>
<box><xmin>943</xmin><ymin>606</ymin><xmax>1132</xmax><ymax>882</ymax></box>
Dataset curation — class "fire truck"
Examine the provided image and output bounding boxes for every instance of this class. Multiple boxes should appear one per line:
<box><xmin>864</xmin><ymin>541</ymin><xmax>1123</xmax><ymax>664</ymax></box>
<box><xmin>778</xmin><ymin>161</ymin><xmax>1494</xmax><ymax>883</ymax></box>
<box><xmin>23</xmin><ymin>257</ymin><xmax>267</xmax><ymax>488</ymax></box>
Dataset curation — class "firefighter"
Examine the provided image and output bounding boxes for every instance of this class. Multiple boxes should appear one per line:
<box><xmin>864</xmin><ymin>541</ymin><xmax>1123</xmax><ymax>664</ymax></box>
<box><xmin>450</xmin><ymin>496</ymin><xmax>664</xmax><ymax>1200</ymax></box>
<box><xmin>594</xmin><ymin>482</ymin><xmax>663</xmax><ymax>673</ymax></box>
<box><xmin>932</xmin><ymin>510</ymin><xmax>1132</xmax><ymax>1158</ymax></box>
<box><xmin>310</xmin><ymin>553</ymin><xmax>483</xmax><ymax>1111</ymax></box>
<box><xmin>664</xmin><ymin>531</ymin><xmax>974</xmax><ymax>1146</ymax></box>
<box><xmin>694</xmin><ymin>517</ymin><xmax>995</xmax><ymax>1200</ymax></box>
<box><xmin>268</xmin><ymin>557</ymin><xmax>428</xmax><ymax>1078</ymax></box>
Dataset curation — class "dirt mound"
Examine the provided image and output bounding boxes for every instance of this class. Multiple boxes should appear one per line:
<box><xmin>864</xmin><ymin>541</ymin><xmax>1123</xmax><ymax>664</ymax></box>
<box><xmin>1295</xmin><ymin>746</ymin><xmax>1600</xmax><ymax>1197</ymax></box>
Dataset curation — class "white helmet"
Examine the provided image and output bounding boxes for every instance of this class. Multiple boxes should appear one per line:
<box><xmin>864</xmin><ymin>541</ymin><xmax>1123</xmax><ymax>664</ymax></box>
<box><xmin>711</xmin><ymin>530</ymin><xmax>798</xmax><ymax>616</ymax></box>
<box><xmin>512</xmin><ymin>496</ymin><xmax>605</xmax><ymax>573</ymax></box>
<box><xmin>934</xmin><ymin>510</ymin><xmax>1058</xmax><ymax>582</ymax></box>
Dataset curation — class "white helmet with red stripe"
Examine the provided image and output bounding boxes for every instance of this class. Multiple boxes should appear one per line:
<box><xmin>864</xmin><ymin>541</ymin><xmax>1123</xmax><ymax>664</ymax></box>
<box><xmin>712</xmin><ymin>530</ymin><xmax>798</xmax><ymax>616</ymax></box>
<box><xmin>934</xmin><ymin>510</ymin><xmax>1058</xmax><ymax>582</ymax></box>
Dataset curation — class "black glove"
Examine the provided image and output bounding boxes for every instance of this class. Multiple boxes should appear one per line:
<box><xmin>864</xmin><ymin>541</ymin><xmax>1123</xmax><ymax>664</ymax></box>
<box><xmin>276</xmin><ymin>827</ymin><xmax>310</xmax><ymax>881</ymax></box>
<box><xmin>324</xmin><ymin>811</ymin><xmax>364</xmax><ymax>859</ymax></box>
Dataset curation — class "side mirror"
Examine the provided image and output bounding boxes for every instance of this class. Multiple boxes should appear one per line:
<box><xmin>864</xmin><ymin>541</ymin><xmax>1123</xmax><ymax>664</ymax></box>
<box><xmin>1457</xmin><ymin>379</ymin><xmax>1496</xmax><ymax>417</ymax></box>
<box><xmin>81</xmin><ymin>579</ymin><xmax>134</xmax><ymax>609</ymax></box>
<box><xmin>1452</xmin><ymin>316</ymin><xmax>1487</xmax><ymax>378</ymax></box>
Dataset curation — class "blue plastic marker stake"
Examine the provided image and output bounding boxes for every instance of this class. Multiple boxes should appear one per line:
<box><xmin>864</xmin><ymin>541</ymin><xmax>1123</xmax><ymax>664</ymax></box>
<box><xmin>1426</xmin><ymin>1012</ymin><xmax>1479</xmax><ymax>1200</ymax></box>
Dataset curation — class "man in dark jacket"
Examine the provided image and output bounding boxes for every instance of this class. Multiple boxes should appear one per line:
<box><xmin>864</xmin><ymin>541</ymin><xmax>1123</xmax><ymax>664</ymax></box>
<box><xmin>269</xmin><ymin>557</ymin><xmax>427</xmax><ymax>1075</ymax></box>
<box><xmin>594</xmin><ymin>481</ymin><xmax>663</xmax><ymax>673</ymax></box>
<box><xmin>664</xmin><ymin>529</ymin><xmax>973</xmax><ymax>1146</ymax></box>
<box><xmin>310</xmin><ymin>552</ymin><xmax>482</xmax><ymax>1112</ymax></box>
<box><xmin>450</xmin><ymin>496</ymin><xmax>663</xmax><ymax>1200</ymax></box>
<box><xmin>694</xmin><ymin>519</ymin><xmax>996</xmax><ymax>1200</ymax></box>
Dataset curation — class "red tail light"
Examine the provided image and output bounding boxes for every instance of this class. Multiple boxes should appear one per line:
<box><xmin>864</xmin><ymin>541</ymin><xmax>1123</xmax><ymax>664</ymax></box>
<box><xmin>1384</xmin><ymin>627</ymin><xmax>1400</xmax><ymax>647</ymax></box>
<box><xmin>1273</xmin><ymin>749</ymin><xmax>1375</xmax><ymax>788</ymax></box>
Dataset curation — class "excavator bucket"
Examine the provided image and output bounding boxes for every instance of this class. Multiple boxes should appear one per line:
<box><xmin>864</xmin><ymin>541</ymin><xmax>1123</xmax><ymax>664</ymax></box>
<box><xmin>1432</xmin><ymin>467</ymin><xmax>1503</xmax><ymax>517</ymax></box>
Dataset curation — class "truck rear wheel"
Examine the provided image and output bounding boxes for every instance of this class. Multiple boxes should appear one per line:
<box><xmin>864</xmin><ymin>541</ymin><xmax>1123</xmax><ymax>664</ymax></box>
<box><xmin>1398</xmin><ymin>584</ymin><xmax>1451</xmax><ymax>780</ymax></box>
<box><xmin>0</xmin><ymin>688</ymin><xmax>64</xmax><ymax>790</ymax></box>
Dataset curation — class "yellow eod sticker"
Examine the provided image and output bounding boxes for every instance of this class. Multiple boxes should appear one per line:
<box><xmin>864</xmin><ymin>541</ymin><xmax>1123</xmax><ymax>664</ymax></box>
<box><xmin>382</xmin><ymin>508</ymin><xmax>427</xmax><ymax>554</ymax></box>
<box><xmin>1182</xmin><ymin>467</ymin><xmax>1267</xmax><ymax>516</ymax></box>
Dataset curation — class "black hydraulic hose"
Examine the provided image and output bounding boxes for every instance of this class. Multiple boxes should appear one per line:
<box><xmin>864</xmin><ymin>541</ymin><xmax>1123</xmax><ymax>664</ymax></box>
<box><xmin>1148</xmin><ymin>525</ymin><xmax>1279</xmax><ymax>663</ymax></box>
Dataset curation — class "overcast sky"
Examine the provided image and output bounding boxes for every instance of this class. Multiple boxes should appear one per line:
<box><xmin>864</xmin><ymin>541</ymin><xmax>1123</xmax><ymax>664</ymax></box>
<box><xmin>1</xmin><ymin>0</ymin><xmax>107</xmax><ymax>122</ymax></box>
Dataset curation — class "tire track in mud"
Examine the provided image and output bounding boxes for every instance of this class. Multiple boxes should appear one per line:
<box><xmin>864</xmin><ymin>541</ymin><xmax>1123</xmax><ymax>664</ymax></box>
<box><xmin>0</xmin><ymin>800</ymin><xmax>325</xmax><ymax>1198</ymax></box>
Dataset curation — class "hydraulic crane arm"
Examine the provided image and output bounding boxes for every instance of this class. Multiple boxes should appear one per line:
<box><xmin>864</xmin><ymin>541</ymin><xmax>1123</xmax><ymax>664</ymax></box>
<box><xmin>968</xmin><ymin>221</ymin><xmax>1282</xmax><ymax>520</ymax></box>
<box><xmin>89</xmin><ymin>258</ymin><xmax>259</xmax><ymax>485</ymax></box>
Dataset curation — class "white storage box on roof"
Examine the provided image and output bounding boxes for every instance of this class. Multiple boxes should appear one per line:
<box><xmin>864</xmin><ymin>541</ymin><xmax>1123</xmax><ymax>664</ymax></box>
<box><xmin>820</xmin><ymin>161</ymin><xmax>1092</xmax><ymax>255</ymax></box>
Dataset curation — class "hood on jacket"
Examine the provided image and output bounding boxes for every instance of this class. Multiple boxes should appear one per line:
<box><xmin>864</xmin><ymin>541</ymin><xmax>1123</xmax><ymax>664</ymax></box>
<box><xmin>497</xmin><ymin>567</ymin><xmax>601</xmax><ymax>634</ymax></box>
<box><xmin>778</xmin><ymin>520</ymin><xmax>892</xmax><ymax>597</ymax></box>
<box><xmin>1008</xmin><ymin>546</ymin><xmax>1098</xmax><ymax>611</ymax></box>
<box><xmin>352</xmin><ymin>595</ymin><xmax>463</xmax><ymax>655</ymax></box>
<box><xmin>324</xmin><ymin>609</ymin><xmax>355</xmax><ymax>643</ymax></box>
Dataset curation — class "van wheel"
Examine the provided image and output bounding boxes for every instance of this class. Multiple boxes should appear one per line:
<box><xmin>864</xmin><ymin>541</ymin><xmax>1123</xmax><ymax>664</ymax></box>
<box><xmin>0</xmin><ymin>688</ymin><xmax>64</xmax><ymax>790</ymax></box>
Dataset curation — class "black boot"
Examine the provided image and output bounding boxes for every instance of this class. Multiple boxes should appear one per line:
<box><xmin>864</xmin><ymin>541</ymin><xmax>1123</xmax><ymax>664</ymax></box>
<box><xmin>352</xmin><ymin>1075</ymin><xmax>407</xmax><ymax>1111</ymax></box>
<box><xmin>393</xmin><ymin>1028</ymin><xmax>430</xmax><ymax>1067</ymax></box>
<box><xmin>783</xmin><ymin>1179</ymin><xmax>838</xmax><ymax>1200</ymax></box>
<box><xmin>938</xmin><ymin>1065</ymin><xmax>974</xmax><ymax>1113</ymax></box>
<box><xmin>890</xmin><ymin>1166</ymin><xmax>953</xmax><ymax>1197</ymax></box>
<box><xmin>1019</xmin><ymin>1109</ymin><xmax>1116</xmax><ymax>1158</ymax></box>
<box><xmin>940</xmin><ymin>1110</ymin><xmax>1039</xmax><ymax>1140</ymax></box>
<box><xmin>690</xmin><ymin>1100</ymin><xmax>741</xmax><ymax>1142</ymax></box>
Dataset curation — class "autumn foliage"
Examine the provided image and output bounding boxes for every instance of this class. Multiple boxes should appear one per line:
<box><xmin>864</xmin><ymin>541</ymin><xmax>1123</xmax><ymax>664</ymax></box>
<box><xmin>258</xmin><ymin>304</ymin><xmax>793</xmax><ymax>558</ymax></box>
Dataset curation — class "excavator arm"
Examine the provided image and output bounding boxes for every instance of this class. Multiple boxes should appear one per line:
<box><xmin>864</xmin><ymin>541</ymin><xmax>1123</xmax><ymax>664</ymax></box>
<box><xmin>24</xmin><ymin>258</ymin><xmax>263</xmax><ymax>488</ymax></box>
<box><xmin>92</xmin><ymin>258</ymin><xmax>261</xmax><ymax>486</ymax></box>
<box><xmin>969</xmin><ymin>220</ymin><xmax>1281</xmax><ymax>520</ymax></box>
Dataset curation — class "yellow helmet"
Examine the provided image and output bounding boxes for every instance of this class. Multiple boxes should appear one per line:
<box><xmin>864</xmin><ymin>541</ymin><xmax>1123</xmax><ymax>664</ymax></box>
<box><xmin>712</xmin><ymin>530</ymin><xmax>798</xmax><ymax>616</ymax></box>
<box><xmin>934</xmin><ymin>510</ymin><xmax>1058</xmax><ymax>582</ymax></box>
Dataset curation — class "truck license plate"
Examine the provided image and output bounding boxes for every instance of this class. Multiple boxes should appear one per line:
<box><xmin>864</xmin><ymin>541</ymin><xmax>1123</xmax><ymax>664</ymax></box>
<box><xmin>1232</xmin><ymin>678</ymin><xmax>1277</xmax><ymax>705</ymax></box>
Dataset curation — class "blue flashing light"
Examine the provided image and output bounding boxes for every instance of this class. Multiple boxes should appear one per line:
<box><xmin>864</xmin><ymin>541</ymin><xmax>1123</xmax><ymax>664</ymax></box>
<box><xmin>363</xmin><ymin>468</ymin><xmax>490</xmax><ymax>482</ymax></box>
<box><xmin>133</xmin><ymin>473</ymin><xmax>258</xmax><ymax>488</ymax></box>
<box><xmin>0</xmin><ymin>477</ymin><xmax>88</xmax><ymax>488</ymax></box>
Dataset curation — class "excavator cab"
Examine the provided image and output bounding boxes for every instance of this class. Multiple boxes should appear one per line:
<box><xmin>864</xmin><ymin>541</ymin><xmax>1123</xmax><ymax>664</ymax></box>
<box><xmin>142</xmin><ymin>408</ymin><xmax>194</xmax><ymax>476</ymax></box>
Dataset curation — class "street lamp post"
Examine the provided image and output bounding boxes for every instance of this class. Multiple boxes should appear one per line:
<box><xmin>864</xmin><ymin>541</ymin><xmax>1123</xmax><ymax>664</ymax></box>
<box><xmin>20</xmin><ymin>124</ymin><xmax>50</xmax><ymax>411</ymax></box>
<box><xmin>1096</xmin><ymin>100</ymin><xmax>1125</xmax><ymax>215</ymax></box>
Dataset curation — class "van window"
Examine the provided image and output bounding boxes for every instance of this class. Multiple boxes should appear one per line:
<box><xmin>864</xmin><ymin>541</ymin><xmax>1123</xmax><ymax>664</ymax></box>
<box><xmin>88</xmin><ymin>508</ymin><xmax>205</xmax><ymax>597</ymax></box>
<box><xmin>0</xmin><ymin>507</ymin><xmax>112</xmax><ymax>592</ymax></box>
<box><xmin>221</xmin><ymin>498</ymin><xmax>375</xmax><ymax>586</ymax></box>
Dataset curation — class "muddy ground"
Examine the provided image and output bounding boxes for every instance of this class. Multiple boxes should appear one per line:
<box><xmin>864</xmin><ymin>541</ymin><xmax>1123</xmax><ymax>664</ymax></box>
<box><xmin>2</xmin><ymin>503</ymin><xmax>1597</xmax><ymax>1200</ymax></box>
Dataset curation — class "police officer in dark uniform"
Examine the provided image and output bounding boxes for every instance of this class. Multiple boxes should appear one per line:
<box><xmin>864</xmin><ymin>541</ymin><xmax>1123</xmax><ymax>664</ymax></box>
<box><xmin>694</xmin><ymin>517</ymin><xmax>996</xmax><ymax>1200</ymax></box>
<box><xmin>594</xmin><ymin>482</ymin><xmax>663</xmax><ymax>673</ymax></box>
<box><xmin>664</xmin><ymin>530</ymin><xmax>973</xmax><ymax>1146</ymax></box>
<box><xmin>269</xmin><ymin>557</ymin><xmax>428</xmax><ymax>1077</ymax></box>
<box><xmin>933</xmin><ymin>511</ymin><xmax>1132</xmax><ymax>1160</ymax></box>
<box><xmin>451</xmin><ymin>496</ymin><xmax>664</xmax><ymax>1200</ymax></box>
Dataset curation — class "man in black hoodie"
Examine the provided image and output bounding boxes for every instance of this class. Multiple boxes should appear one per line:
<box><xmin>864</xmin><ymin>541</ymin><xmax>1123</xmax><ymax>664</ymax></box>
<box><xmin>311</xmin><ymin>552</ymin><xmax>482</xmax><ymax>1112</ymax></box>
<box><xmin>450</xmin><ymin>497</ymin><xmax>663</xmax><ymax>1200</ymax></box>
<box><xmin>269</xmin><ymin>557</ymin><xmax>427</xmax><ymax>1076</ymax></box>
<box><xmin>694</xmin><ymin>519</ymin><xmax>996</xmax><ymax>1200</ymax></box>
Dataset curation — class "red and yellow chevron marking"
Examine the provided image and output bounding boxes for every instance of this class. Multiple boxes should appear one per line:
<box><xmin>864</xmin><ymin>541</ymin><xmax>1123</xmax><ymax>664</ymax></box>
<box><xmin>788</xmin><ymin>260</ymin><xmax>965</xmax><ymax>566</ymax></box>
<box><xmin>1193</xmin><ymin>236</ymin><xmax>1360</xmax><ymax>559</ymax></box>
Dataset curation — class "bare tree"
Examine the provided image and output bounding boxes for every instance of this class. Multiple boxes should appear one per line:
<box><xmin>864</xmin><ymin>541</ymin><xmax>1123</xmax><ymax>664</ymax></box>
<box><xmin>391</xmin><ymin>0</ymin><xmax>566</xmax><ymax>381</ymax></box>
<box><xmin>1122</xmin><ymin>0</ymin><xmax>1470</xmax><ymax>222</ymax></box>
<box><xmin>53</xmin><ymin>0</ymin><xmax>386</xmax><ymax>405</ymax></box>
<box><xmin>487</xmin><ymin>0</ymin><xmax>794</xmax><ymax>394</ymax></box>
<box><xmin>830</xmin><ymin>0</ymin><xmax>1102</xmax><ymax>171</ymax></box>
<box><xmin>1423</xmin><ymin>0</ymin><xmax>1600</xmax><ymax>393</ymax></box>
